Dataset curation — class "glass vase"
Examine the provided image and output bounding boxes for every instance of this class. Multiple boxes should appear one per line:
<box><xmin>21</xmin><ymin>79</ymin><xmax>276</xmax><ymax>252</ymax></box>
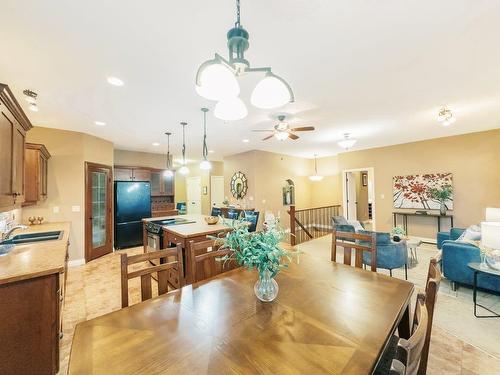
<box><xmin>254</xmin><ymin>269</ymin><xmax>279</xmax><ymax>302</ymax></box>
<box><xmin>480</xmin><ymin>251</ymin><xmax>488</xmax><ymax>270</ymax></box>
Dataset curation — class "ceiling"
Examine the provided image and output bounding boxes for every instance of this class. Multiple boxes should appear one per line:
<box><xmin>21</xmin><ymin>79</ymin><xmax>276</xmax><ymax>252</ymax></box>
<box><xmin>1</xmin><ymin>1</ymin><xmax>500</xmax><ymax>161</ymax></box>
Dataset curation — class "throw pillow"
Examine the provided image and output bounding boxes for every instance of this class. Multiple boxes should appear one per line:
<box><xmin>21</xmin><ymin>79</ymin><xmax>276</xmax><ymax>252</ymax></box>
<box><xmin>347</xmin><ymin>220</ymin><xmax>364</xmax><ymax>232</ymax></box>
<box><xmin>333</xmin><ymin>216</ymin><xmax>349</xmax><ymax>226</ymax></box>
<box><xmin>457</xmin><ymin>225</ymin><xmax>482</xmax><ymax>242</ymax></box>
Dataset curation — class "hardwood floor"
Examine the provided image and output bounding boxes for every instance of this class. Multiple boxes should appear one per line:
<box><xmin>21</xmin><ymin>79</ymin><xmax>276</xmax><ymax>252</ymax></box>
<box><xmin>59</xmin><ymin>245</ymin><xmax>500</xmax><ymax>375</ymax></box>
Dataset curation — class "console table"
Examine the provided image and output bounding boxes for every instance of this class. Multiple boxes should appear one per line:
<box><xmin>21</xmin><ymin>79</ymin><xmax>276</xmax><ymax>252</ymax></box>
<box><xmin>393</xmin><ymin>211</ymin><xmax>454</xmax><ymax>234</ymax></box>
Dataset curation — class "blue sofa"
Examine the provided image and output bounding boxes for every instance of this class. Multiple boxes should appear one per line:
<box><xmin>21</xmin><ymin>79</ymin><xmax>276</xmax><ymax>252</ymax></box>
<box><xmin>441</xmin><ymin>228</ymin><xmax>500</xmax><ymax>293</ymax></box>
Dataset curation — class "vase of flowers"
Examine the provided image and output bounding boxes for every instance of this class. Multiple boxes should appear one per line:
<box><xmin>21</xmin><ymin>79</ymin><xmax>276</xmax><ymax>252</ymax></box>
<box><xmin>428</xmin><ymin>185</ymin><xmax>453</xmax><ymax>216</ymax></box>
<box><xmin>215</xmin><ymin>218</ymin><xmax>297</xmax><ymax>302</ymax></box>
<box><xmin>391</xmin><ymin>225</ymin><xmax>406</xmax><ymax>242</ymax></box>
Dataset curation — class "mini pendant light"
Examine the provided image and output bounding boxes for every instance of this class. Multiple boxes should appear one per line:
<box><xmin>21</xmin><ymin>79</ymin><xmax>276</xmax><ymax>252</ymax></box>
<box><xmin>23</xmin><ymin>89</ymin><xmax>39</xmax><ymax>112</ymax></box>
<box><xmin>199</xmin><ymin>108</ymin><xmax>212</xmax><ymax>170</ymax></box>
<box><xmin>164</xmin><ymin>132</ymin><xmax>174</xmax><ymax>177</ymax></box>
<box><xmin>309</xmin><ymin>154</ymin><xmax>324</xmax><ymax>182</ymax></box>
<box><xmin>178</xmin><ymin>122</ymin><xmax>190</xmax><ymax>175</ymax></box>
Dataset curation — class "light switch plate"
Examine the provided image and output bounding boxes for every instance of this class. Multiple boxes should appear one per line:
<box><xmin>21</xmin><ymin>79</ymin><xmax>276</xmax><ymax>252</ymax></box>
<box><xmin>53</xmin><ymin>206</ymin><xmax>60</xmax><ymax>214</ymax></box>
<box><xmin>72</xmin><ymin>205</ymin><xmax>81</xmax><ymax>212</ymax></box>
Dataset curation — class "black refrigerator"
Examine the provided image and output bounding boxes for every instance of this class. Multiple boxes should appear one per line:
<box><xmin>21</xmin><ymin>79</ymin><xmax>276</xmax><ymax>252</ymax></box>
<box><xmin>114</xmin><ymin>181</ymin><xmax>151</xmax><ymax>249</ymax></box>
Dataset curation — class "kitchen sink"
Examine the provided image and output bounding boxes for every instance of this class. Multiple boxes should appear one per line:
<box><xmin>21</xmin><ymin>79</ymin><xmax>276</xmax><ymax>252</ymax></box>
<box><xmin>0</xmin><ymin>230</ymin><xmax>63</xmax><ymax>246</ymax></box>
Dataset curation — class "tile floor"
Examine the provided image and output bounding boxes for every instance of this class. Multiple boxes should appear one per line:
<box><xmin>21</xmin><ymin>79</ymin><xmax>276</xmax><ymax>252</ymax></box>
<box><xmin>59</xmin><ymin>239</ymin><xmax>500</xmax><ymax>374</ymax></box>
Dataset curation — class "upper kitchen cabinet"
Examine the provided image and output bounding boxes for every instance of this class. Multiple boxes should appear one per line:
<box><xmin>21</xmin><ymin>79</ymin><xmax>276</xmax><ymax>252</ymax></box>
<box><xmin>24</xmin><ymin>143</ymin><xmax>51</xmax><ymax>206</ymax></box>
<box><xmin>0</xmin><ymin>83</ymin><xmax>33</xmax><ymax>209</ymax></box>
<box><xmin>114</xmin><ymin>167</ymin><xmax>151</xmax><ymax>182</ymax></box>
<box><xmin>150</xmin><ymin>170</ymin><xmax>174</xmax><ymax>196</ymax></box>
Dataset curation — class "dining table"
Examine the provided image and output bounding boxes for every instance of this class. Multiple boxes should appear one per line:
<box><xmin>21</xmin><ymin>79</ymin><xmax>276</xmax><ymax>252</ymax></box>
<box><xmin>68</xmin><ymin>251</ymin><xmax>414</xmax><ymax>374</ymax></box>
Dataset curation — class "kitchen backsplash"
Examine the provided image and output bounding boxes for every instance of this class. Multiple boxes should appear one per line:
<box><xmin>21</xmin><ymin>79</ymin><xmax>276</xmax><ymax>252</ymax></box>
<box><xmin>0</xmin><ymin>208</ymin><xmax>22</xmax><ymax>236</ymax></box>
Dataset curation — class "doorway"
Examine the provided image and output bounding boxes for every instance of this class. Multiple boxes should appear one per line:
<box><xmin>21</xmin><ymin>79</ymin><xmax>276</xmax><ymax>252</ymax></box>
<box><xmin>186</xmin><ymin>176</ymin><xmax>202</xmax><ymax>214</ymax></box>
<box><xmin>210</xmin><ymin>175</ymin><xmax>224</xmax><ymax>209</ymax></box>
<box><xmin>85</xmin><ymin>162</ymin><xmax>113</xmax><ymax>262</ymax></box>
<box><xmin>342</xmin><ymin>167</ymin><xmax>375</xmax><ymax>230</ymax></box>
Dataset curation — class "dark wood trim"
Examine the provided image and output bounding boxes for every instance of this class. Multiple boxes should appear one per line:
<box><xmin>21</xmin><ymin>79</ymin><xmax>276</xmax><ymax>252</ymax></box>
<box><xmin>84</xmin><ymin>162</ymin><xmax>113</xmax><ymax>263</ymax></box>
<box><xmin>0</xmin><ymin>83</ymin><xmax>33</xmax><ymax>131</ymax></box>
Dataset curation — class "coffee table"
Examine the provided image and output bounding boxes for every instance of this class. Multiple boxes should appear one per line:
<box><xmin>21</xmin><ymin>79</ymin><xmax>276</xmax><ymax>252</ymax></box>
<box><xmin>467</xmin><ymin>262</ymin><xmax>500</xmax><ymax>318</ymax></box>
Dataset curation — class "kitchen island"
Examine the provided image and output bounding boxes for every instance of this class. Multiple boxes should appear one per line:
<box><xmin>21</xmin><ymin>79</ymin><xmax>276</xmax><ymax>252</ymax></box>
<box><xmin>142</xmin><ymin>214</ymin><xmax>235</xmax><ymax>285</ymax></box>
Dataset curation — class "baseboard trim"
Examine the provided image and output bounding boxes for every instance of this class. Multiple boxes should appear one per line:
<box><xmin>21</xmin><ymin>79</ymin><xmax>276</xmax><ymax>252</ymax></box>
<box><xmin>68</xmin><ymin>258</ymin><xmax>85</xmax><ymax>267</ymax></box>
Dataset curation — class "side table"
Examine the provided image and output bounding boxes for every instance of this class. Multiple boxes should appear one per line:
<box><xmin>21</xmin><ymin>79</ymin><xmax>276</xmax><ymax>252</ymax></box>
<box><xmin>467</xmin><ymin>262</ymin><xmax>500</xmax><ymax>318</ymax></box>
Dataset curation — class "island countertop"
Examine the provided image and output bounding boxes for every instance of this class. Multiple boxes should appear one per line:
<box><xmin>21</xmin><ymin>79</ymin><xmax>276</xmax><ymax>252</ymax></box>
<box><xmin>0</xmin><ymin>222</ymin><xmax>71</xmax><ymax>285</ymax></box>
<box><xmin>143</xmin><ymin>214</ymin><xmax>234</xmax><ymax>239</ymax></box>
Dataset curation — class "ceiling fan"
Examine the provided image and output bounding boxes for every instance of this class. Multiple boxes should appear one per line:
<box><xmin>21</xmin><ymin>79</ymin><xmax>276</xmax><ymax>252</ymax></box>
<box><xmin>252</xmin><ymin>115</ymin><xmax>315</xmax><ymax>141</ymax></box>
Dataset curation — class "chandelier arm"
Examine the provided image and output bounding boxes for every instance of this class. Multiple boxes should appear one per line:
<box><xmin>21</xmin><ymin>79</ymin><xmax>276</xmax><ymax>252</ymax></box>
<box><xmin>195</xmin><ymin>54</ymin><xmax>234</xmax><ymax>86</ymax></box>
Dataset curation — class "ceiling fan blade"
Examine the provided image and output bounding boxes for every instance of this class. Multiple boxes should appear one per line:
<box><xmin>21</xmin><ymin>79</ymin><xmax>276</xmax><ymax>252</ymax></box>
<box><xmin>288</xmin><ymin>133</ymin><xmax>299</xmax><ymax>140</ymax></box>
<box><xmin>252</xmin><ymin>129</ymin><xmax>275</xmax><ymax>132</ymax></box>
<box><xmin>262</xmin><ymin>134</ymin><xmax>274</xmax><ymax>141</ymax></box>
<box><xmin>290</xmin><ymin>126</ymin><xmax>315</xmax><ymax>132</ymax></box>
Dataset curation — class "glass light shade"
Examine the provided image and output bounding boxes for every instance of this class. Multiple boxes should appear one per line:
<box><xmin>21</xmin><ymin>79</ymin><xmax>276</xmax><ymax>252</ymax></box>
<box><xmin>442</xmin><ymin>115</ymin><xmax>456</xmax><ymax>126</ymax></box>
<box><xmin>25</xmin><ymin>96</ymin><xmax>36</xmax><ymax>104</ymax></box>
<box><xmin>178</xmin><ymin>165</ymin><xmax>190</xmax><ymax>175</ymax></box>
<box><xmin>274</xmin><ymin>131</ymin><xmax>289</xmax><ymax>141</ymax></box>
<box><xmin>195</xmin><ymin>63</ymin><xmax>240</xmax><ymax>101</ymax></box>
<box><xmin>309</xmin><ymin>175</ymin><xmax>324</xmax><ymax>181</ymax></box>
<box><xmin>338</xmin><ymin>139</ymin><xmax>357</xmax><ymax>150</ymax></box>
<box><xmin>199</xmin><ymin>159</ymin><xmax>212</xmax><ymax>170</ymax></box>
<box><xmin>214</xmin><ymin>97</ymin><xmax>248</xmax><ymax>121</ymax></box>
<box><xmin>29</xmin><ymin>103</ymin><xmax>39</xmax><ymax>112</ymax></box>
<box><xmin>164</xmin><ymin>169</ymin><xmax>174</xmax><ymax>177</ymax></box>
<box><xmin>251</xmin><ymin>75</ymin><xmax>291</xmax><ymax>109</ymax></box>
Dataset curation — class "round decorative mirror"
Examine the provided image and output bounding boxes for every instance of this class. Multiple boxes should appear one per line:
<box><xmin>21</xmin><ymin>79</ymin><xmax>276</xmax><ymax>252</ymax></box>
<box><xmin>230</xmin><ymin>171</ymin><xmax>248</xmax><ymax>199</ymax></box>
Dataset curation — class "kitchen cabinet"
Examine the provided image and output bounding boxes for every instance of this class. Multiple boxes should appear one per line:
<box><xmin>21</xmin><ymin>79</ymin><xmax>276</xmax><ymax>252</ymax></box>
<box><xmin>24</xmin><ymin>143</ymin><xmax>51</xmax><ymax>206</ymax></box>
<box><xmin>0</xmin><ymin>83</ymin><xmax>33</xmax><ymax>209</ymax></box>
<box><xmin>151</xmin><ymin>170</ymin><xmax>174</xmax><ymax>196</ymax></box>
<box><xmin>114</xmin><ymin>167</ymin><xmax>151</xmax><ymax>182</ymax></box>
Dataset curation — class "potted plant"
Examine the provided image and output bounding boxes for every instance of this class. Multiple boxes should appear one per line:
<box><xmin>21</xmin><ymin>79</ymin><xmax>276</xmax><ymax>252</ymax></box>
<box><xmin>428</xmin><ymin>184</ymin><xmax>453</xmax><ymax>215</ymax></box>
<box><xmin>215</xmin><ymin>218</ymin><xmax>298</xmax><ymax>302</ymax></box>
<box><xmin>391</xmin><ymin>226</ymin><xmax>406</xmax><ymax>242</ymax></box>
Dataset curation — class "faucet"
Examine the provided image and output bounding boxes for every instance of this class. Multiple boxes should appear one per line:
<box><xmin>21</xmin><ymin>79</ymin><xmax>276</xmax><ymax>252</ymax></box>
<box><xmin>2</xmin><ymin>224</ymin><xmax>28</xmax><ymax>241</ymax></box>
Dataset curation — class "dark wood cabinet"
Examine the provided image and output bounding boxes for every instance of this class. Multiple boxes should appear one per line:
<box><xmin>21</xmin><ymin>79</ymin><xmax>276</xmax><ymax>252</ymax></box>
<box><xmin>114</xmin><ymin>167</ymin><xmax>151</xmax><ymax>182</ymax></box>
<box><xmin>151</xmin><ymin>170</ymin><xmax>174</xmax><ymax>196</ymax></box>
<box><xmin>0</xmin><ymin>83</ymin><xmax>33</xmax><ymax>209</ymax></box>
<box><xmin>24</xmin><ymin>143</ymin><xmax>51</xmax><ymax>206</ymax></box>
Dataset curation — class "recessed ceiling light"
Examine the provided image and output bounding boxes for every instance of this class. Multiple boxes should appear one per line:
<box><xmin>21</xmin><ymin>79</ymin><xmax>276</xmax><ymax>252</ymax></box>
<box><xmin>152</xmin><ymin>142</ymin><xmax>160</xmax><ymax>146</ymax></box>
<box><xmin>94</xmin><ymin>121</ymin><xmax>106</xmax><ymax>126</ymax></box>
<box><xmin>242</xmin><ymin>139</ymin><xmax>250</xmax><ymax>143</ymax></box>
<box><xmin>29</xmin><ymin>103</ymin><xmax>39</xmax><ymax>112</ymax></box>
<box><xmin>107</xmin><ymin>76</ymin><xmax>124</xmax><ymax>86</ymax></box>
<box><xmin>208</xmin><ymin>150</ymin><xmax>215</xmax><ymax>153</ymax></box>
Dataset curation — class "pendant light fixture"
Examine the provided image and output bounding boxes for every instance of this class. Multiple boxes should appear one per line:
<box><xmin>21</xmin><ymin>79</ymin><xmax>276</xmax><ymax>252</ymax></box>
<box><xmin>337</xmin><ymin>133</ymin><xmax>357</xmax><ymax>151</ymax></box>
<box><xmin>23</xmin><ymin>89</ymin><xmax>39</xmax><ymax>112</ymax></box>
<box><xmin>195</xmin><ymin>0</ymin><xmax>294</xmax><ymax>120</ymax></box>
<box><xmin>199</xmin><ymin>108</ymin><xmax>212</xmax><ymax>170</ymax></box>
<box><xmin>437</xmin><ymin>107</ymin><xmax>456</xmax><ymax>126</ymax></box>
<box><xmin>178</xmin><ymin>122</ymin><xmax>190</xmax><ymax>175</ymax></box>
<box><xmin>164</xmin><ymin>132</ymin><xmax>174</xmax><ymax>177</ymax></box>
<box><xmin>309</xmin><ymin>154</ymin><xmax>324</xmax><ymax>182</ymax></box>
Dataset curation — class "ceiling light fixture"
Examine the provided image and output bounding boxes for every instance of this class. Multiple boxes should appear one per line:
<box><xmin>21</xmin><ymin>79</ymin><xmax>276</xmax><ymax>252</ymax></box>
<box><xmin>107</xmin><ymin>76</ymin><xmax>124</xmax><ymax>86</ymax></box>
<box><xmin>164</xmin><ymin>132</ymin><xmax>174</xmax><ymax>177</ymax></box>
<box><xmin>438</xmin><ymin>107</ymin><xmax>456</xmax><ymax>126</ymax></box>
<box><xmin>94</xmin><ymin>121</ymin><xmax>106</xmax><ymax>126</ymax></box>
<box><xmin>242</xmin><ymin>139</ymin><xmax>250</xmax><ymax>143</ymax></box>
<box><xmin>199</xmin><ymin>108</ymin><xmax>212</xmax><ymax>171</ymax></box>
<box><xmin>309</xmin><ymin>154</ymin><xmax>324</xmax><ymax>182</ymax></box>
<box><xmin>152</xmin><ymin>142</ymin><xmax>160</xmax><ymax>146</ymax></box>
<box><xmin>337</xmin><ymin>133</ymin><xmax>357</xmax><ymax>150</ymax></box>
<box><xmin>208</xmin><ymin>150</ymin><xmax>215</xmax><ymax>154</ymax></box>
<box><xmin>195</xmin><ymin>0</ymin><xmax>294</xmax><ymax>120</ymax></box>
<box><xmin>23</xmin><ymin>89</ymin><xmax>39</xmax><ymax>112</ymax></box>
<box><xmin>178</xmin><ymin>122</ymin><xmax>190</xmax><ymax>175</ymax></box>
<box><xmin>274</xmin><ymin>131</ymin><xmax>289</xmax><ymax>141</ymax></box>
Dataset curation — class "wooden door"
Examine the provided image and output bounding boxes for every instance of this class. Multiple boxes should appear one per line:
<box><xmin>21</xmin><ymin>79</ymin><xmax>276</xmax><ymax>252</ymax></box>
<box><xmin>0</xmin><ymin>111</ymin><xmax>13</xmax><ymax>207</ymax></box>
<box><xmin>114</xmin><ymin>167</ymin><xmax>133</xmax><ymax>181</ymax></box>
<box><xmin>85</xmin><ymin>162</ymin><xmax>113</xmax><ymax>262</ymax></box>
<box><xmin>40</xmin><ymin>154</ymin><xmax>48</xmax><ymax>198</ymax></box>
<box><xmin>186</xmin><ymin>176</ymin><xmax>202</xmax><ymax>214</ymax></box>
<box><xmin>150</xmin><ymin>171</ymin><xmax>161</xmax><ymax>195</ymax></box>
<box><xmin>163</xmin><ymin>173</ymin><xmax>174</xmax><ymax>195</ymax></box>
<box><xmin>210</xmin><ymin>175</ymin><xmax>224</xmax><ymax>209</ymax></box>
<box><xmin>12</xmin><ymin>125</ymin><xmax>25</xmax><ymax>204</ymax></box>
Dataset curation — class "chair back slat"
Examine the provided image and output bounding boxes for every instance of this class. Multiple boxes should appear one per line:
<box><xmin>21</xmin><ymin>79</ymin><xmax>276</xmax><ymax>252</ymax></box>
<box><xmin>417</xmin><ymin>255</ymin><xmax>442</xmax><ymax>375</ymax></box>
<box><xmin>331</xmin><ymin>228</ymin><xmax>377</xmax><ymax>271</ymax></box>
<box><xmin>189</xmin><ymin>239</ymin><xmax>237</xmax><ymax>282</ymax></box>
<box><xmin>120</xmin><ymin>245</ymin><xmax>184</xmax><ymax>308</ymax></box>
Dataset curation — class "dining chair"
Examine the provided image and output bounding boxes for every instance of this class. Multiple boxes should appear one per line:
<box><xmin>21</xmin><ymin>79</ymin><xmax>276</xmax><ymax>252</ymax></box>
<box><xmin>417</xmin><ymin>253</ymin><xmax>442</xmax><ymax>375</ymax></box>
<box><xmin>188</xmin><ymin>239</ymin><xmax>236</xmax><ymax>283</ymax></box>
<box><xmin>211</xmin><ymin>207</ymin><xmax>222</xmax><ymax>217</ymax></box>
<box><xmin>176</xmin><ymin>202</ymin><xmax>187</xmax><ymax>215</ymax></box>
<box><xmin>331</xmin><ymin>228</ymin><xmax>377</xmax><ymax>271</ymax></box>
<box><xmin>227</xmin><ymin>209</ymin><xmax>240</xmax><ymax>220</ymax></box>
<box><xmin>389</xmin><ymin>293</ymin><xmax>429</xmax><ymax>375</ymax></box>
<box><xmin>120</xmin><ymin>246</ymin><xmax>184</xmax><ymax>308</ymax></box>
<box><xmin>243</xmin><ymin>211</ymin><xmax>259</xmax><ymax>232</ymax></box>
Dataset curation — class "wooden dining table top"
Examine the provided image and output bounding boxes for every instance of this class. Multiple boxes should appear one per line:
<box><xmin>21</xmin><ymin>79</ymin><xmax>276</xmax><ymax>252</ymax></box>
<box><xmin>68</xmin><ymin>253</ymin><xmax>413</xmax><ymax>375</ymax></box>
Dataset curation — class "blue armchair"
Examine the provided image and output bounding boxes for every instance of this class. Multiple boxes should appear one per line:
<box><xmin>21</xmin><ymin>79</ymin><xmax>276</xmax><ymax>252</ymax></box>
<box><xmin>176</xmin><ymin>202</ymin><xmax>187</xmax><ymax>215</ymax></box>
<box><xmin>227</xmin><ymin>209</ymin><xmax>240</xmax><ymax>220</ymax></box>
<box><xmin>243</xmin><ymin>211</ymin><xmax>259</xmax><ymax>232</ymax></box>
<box><xmin>359</xmin><ymin>231</ymin><xmax>408</xmax><ymax>279</ymax></box>
<box><xmin>441</xmin><ymin>228</ymin><xmax>500</xmax><ymax>293</ymax></box>
<box><xmin>211</xmin><ymin>207</ymin><xmax>222</xmax><ymax>217</ymax></box>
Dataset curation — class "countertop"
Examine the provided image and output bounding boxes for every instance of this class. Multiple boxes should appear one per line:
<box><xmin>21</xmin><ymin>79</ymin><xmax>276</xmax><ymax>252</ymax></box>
<box><xmin>0</xmin><ymin>222</ymin><xmax>70</xmax><ymax>285</ymax></box>
<box><xmin>143</xmin><ymin>214</ymin><xmax>235</xmax><ymax>239</ymax></box>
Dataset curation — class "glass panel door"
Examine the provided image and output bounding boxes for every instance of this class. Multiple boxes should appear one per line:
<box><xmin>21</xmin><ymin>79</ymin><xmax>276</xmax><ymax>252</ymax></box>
<box><xmin>92</xmin><ymin>171</ymin><xmax>107</xmax><ymax>248</ymax></box>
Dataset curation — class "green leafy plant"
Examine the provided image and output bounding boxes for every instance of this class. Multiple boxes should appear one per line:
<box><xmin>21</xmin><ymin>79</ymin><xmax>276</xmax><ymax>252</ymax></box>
<box><xmin>428</xmin><ymin>184</ymin><xmax>453</xmax><ymax>204</ymax></box>
<box><xmin>391</xmin><ymin>225</ymin><xmax>406</xmax><ymax>237</ymax></box>
<box><xmin>213</xmin><ymin>218</ymin><xmax>298</xmax><ymax>278</ymax></box>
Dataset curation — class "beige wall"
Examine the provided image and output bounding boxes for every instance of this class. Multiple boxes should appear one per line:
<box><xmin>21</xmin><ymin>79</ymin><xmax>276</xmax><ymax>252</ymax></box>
<box><xmin>114</xmin><ymin>149</ymin><xmax>223</xmax><ymax>215</ymax></box>
<box><xmin>309</xmin><ymin>155</ymin><xmax>342</xmax><ymax>207</ymax></box>
<box><xmin>330</xmin><ymin>129</ymin><xmax>500</xmax><ymax>238</ymax></box>
<box><xmin>23</xmin><ymin>127</ymin><xmax>114</xmax><ymax>261</ymax></box>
